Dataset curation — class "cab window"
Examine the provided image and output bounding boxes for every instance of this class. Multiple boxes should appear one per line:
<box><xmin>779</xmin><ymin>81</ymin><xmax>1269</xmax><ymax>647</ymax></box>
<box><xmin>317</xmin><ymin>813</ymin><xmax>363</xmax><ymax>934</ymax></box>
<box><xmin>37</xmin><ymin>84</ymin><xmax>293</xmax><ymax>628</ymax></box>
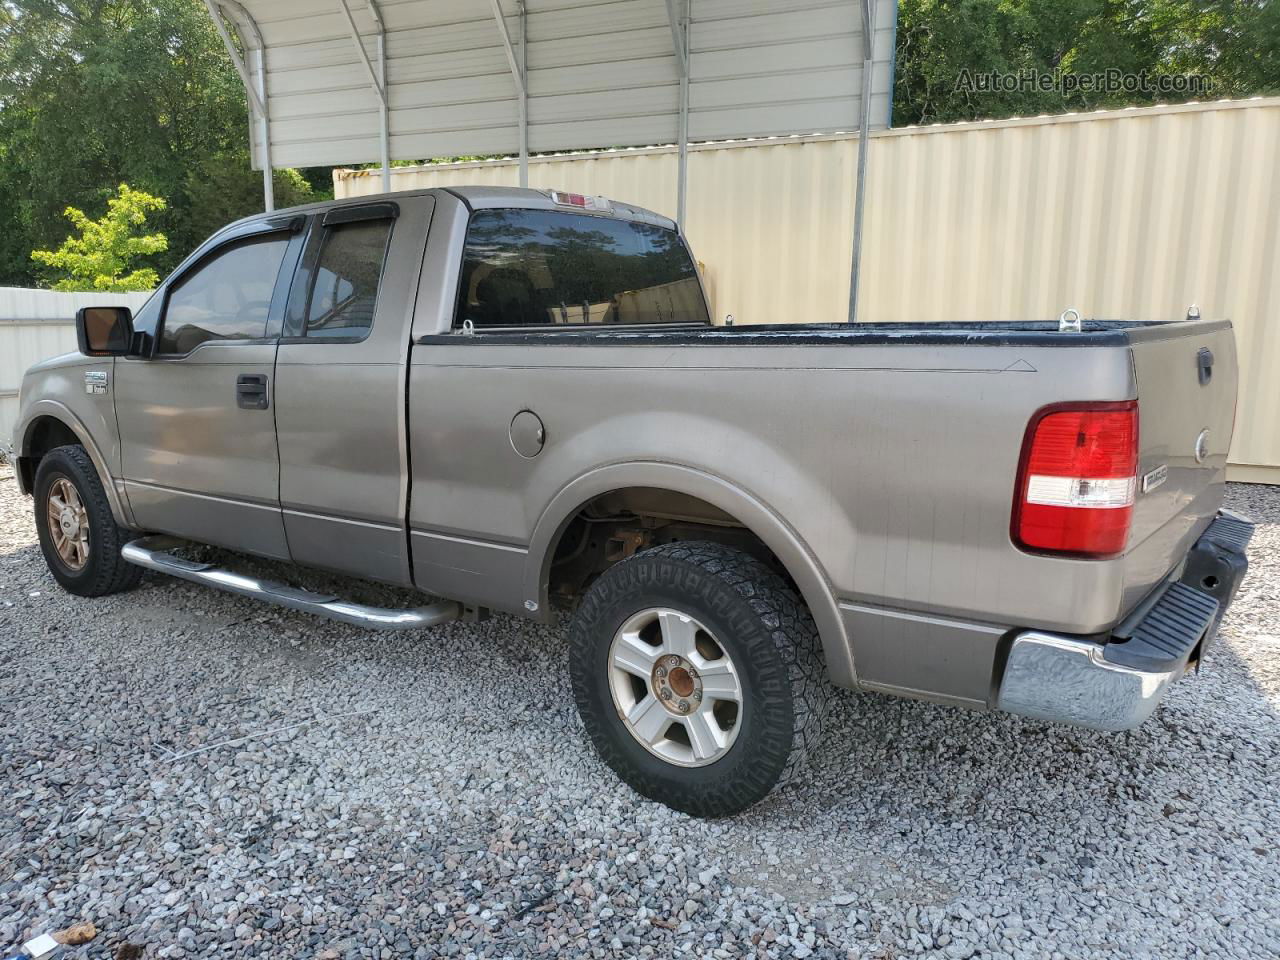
<box><xmin>302</xmin><ymin>218</ymin><xmax>392</xmax><ymax>340</ymax></box>
<box><xmin>454</xmin><ymin>209</ymin><xmax>708</xmax><ymax>329</ymax></box>
<box><xmin>158</xmin><ymin>234</ymin><xmax>290</xmax><ymax>354</ymax></box>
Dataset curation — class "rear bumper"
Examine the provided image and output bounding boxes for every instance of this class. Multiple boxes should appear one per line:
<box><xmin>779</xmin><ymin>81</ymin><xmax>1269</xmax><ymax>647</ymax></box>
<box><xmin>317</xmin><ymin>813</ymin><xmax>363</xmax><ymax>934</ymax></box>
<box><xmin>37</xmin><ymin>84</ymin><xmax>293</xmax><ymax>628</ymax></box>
<box><xmin>996</xmin><ymin>509</ymin><xmax>1254</xmax><ymax>731</ymax></box>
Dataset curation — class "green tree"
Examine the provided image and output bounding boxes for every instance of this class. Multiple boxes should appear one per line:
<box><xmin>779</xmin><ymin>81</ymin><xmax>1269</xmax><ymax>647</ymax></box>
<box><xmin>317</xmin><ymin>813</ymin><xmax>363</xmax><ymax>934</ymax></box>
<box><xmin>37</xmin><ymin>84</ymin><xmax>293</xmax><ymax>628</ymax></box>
<box><xmin>893</xmin><ymin>0</ymin><xmax>1280</xmax><ymax>126</ymax></box>
<box><xmin>168</xmin><ymin>155</ymin><xmax>315</xmax><ymax>262</ymax></box>
<box><xmin>0</xmin><ymin>0</ymin><xmax>325</xmax><ymax>286</ymax></box>
<box><xmin>30</xmin><ymin>183</ymin><xmax>168</xmax><ymax>291</ymax></box>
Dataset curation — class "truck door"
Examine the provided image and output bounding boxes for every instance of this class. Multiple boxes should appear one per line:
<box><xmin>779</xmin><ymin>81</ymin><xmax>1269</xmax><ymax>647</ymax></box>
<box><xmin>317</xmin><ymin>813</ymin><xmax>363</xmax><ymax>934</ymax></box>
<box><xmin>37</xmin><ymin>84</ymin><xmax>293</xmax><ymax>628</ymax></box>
<box><xmin>115</xmin><ymin>220</ymin><xmax>305</xmax><ymax>559</ymax></box>
<box><xmin>273</xmin><ymin>196</ymin><xmax>434</xmax><ymax>585</ymax></box>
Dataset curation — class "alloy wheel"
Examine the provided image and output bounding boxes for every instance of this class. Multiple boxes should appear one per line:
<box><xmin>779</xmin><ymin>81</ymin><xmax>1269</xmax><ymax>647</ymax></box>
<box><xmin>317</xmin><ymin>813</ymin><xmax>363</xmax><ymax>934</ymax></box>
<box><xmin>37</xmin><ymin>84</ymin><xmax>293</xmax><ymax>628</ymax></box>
<box><xmin>46</xmin><ymin>476</ymin><xmax>90</xmax><ymax>571</ymax></box>
<box><xmin>607</xmin><ymin>607</ymin><xmax>744</xmax><ymax>767</ymax></box>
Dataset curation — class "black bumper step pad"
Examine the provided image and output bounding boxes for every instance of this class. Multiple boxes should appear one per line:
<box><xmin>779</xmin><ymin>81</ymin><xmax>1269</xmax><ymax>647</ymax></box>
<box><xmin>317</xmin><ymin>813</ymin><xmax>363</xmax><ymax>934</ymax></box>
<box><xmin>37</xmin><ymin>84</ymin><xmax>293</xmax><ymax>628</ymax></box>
<box><xmin>1202</xmin><ymin>512</ymin><xmax>1255</xmax><ymax>551</ymax></box>
<box><xmin>1104</xmin><ymin>580</ymin><xmax>1219</xmax><ymax>672</ymax></box>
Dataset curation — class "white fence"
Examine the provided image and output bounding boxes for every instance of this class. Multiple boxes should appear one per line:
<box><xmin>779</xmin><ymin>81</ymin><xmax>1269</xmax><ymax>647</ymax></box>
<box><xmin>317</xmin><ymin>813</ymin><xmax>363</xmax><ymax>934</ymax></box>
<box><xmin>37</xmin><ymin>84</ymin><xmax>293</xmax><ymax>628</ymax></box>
<box><xmin>0</xmin><ymin>287</ymin><xmax>152</xmax><ymax>447</ymax></box>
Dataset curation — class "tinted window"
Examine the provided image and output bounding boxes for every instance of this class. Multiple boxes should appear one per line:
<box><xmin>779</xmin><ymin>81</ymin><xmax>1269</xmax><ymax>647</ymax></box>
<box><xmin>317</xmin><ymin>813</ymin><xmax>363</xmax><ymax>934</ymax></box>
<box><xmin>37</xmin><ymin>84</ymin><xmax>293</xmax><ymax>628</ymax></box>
<box><xmin>304</xmin><ymin>219</ymin><xmax>392</xmax><ymax>339</ymax></box>
<box><xmin>455</xmin><ymin>209</ymin><xmax>708</xmax><ymax>328</ymax></box>
<box><xmin>160</xmin><ymin>235</ymin><xmax>289</xmax><ymax>354</ymax></box>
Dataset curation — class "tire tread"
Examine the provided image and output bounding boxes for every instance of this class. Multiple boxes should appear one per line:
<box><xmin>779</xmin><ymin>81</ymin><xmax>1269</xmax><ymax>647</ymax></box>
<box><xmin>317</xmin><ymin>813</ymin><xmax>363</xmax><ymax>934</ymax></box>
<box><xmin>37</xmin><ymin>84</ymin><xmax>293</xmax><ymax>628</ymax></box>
<box><xmin>637</xmin><ymin>541</ymin><xmax>828</xmax><ymax>789</ymax></box>
<box><xmin>35</xmin><ymin>444</ymin><xmax>142</xmax><ymax>597</ymax></box>
<box><xmin>569</xmin><ymin>540</ymin><xmax>828</xmax><ymax>816</ymax></box>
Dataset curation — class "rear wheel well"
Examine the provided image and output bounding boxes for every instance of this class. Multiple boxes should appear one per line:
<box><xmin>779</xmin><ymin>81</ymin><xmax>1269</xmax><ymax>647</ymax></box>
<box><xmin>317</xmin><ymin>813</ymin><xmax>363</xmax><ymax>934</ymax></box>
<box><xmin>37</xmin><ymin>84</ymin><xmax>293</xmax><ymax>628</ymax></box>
<box><xmin>19</xmin><ymin>416</ymin><xmax>81</xmax><ymax>490</ymax></box>
<box><xmin>546</xmin><ymin>487</ymin><xmax>799</xmax><ymax>608</ymax></box>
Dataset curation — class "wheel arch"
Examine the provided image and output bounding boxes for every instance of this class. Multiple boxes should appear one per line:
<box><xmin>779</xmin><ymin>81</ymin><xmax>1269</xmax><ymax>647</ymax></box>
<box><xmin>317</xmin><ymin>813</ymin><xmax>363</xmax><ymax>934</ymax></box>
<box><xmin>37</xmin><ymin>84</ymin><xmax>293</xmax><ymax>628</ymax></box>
<box><xmin>526</xmin><ymin>462</ymin><xmax>855</xmax><ymax>687</ymax></box>
<box><xmin>17</xmin><ymin>402</ymin><xmax>133</xmax><ymax>528</ymax></box>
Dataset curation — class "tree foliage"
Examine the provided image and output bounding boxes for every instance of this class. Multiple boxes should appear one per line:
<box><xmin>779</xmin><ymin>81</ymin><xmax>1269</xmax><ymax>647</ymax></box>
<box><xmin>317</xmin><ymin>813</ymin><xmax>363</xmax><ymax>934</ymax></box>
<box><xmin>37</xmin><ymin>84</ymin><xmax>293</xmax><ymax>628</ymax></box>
<box><xmin>0</xmin><ymin>0</ymin><xmax>317</xmax><ymax>287</ymax></box>
<box><xmin>30</xmin><ymin>183</ymin><xmax>168</xmax><ymax>290</ymax></box>
<box><xmin>893</xmin><ymin>0</ymin><xmax>1280</xmax><ymax>126</ymax></box>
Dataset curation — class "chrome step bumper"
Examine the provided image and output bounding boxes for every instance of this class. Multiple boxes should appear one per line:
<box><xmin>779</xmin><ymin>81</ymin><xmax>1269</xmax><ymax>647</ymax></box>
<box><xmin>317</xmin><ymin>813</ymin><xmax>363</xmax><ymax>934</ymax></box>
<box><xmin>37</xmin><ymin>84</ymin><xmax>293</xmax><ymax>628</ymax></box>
<box><xmin>122</xmin><ymin>536</ymin><xmax>461</xmax><ymax>630</ymax></box>
<box><xmin>996</xmin><ymin>509</ymin><xmax>1254</xmax><ymax>731</ymax></box>
<box><xmin>997</xmin><ymin>631</ymin><xmax>1185</xmax><ymax>731</ymax></box>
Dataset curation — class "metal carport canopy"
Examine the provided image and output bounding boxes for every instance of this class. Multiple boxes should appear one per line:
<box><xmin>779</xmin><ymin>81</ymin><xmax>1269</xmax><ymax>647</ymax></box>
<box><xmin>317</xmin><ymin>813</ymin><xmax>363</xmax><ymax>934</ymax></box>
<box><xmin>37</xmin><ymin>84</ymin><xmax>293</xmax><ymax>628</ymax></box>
<box><xmin>205</xmin><ymin>0</ymin><xmax>897</xmax><ymax>319</ymax></box>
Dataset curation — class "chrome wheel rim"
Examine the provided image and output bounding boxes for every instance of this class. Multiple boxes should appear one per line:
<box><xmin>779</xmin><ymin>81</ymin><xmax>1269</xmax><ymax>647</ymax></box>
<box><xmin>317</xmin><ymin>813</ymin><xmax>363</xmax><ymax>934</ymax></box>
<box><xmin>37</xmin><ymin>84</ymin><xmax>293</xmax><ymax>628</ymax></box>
<box><xmin>608</xmin><ymin>607</ymin><xmax>743</xmax><ymax>767</ymax></box>
<box><xmin>46</xmin><ymin>476</ymin><xmax>89</xmax><ymax>571</ymax></box>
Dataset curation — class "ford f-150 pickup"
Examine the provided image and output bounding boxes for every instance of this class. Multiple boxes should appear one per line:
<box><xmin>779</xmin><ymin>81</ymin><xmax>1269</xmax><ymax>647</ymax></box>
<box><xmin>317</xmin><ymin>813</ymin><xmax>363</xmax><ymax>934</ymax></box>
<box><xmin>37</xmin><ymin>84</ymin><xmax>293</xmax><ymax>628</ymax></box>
<box><xmin>9</xmin><ymin>186</ymin><xmax>1253</xmax><ymax>816</ymax></box>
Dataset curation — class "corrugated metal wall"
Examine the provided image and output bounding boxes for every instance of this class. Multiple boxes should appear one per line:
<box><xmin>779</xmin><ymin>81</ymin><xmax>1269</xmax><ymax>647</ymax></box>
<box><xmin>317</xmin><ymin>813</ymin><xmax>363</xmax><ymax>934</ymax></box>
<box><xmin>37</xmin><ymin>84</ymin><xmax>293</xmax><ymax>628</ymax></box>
<box><xmin>336</xmin><ymin>97</ymin><xmax>1280</xmax><ymax>481</ymax></box>
<box><xmin>1</xmin><ymin>288</ymin><xmax>152</xmax><ymax>447</ymax></box>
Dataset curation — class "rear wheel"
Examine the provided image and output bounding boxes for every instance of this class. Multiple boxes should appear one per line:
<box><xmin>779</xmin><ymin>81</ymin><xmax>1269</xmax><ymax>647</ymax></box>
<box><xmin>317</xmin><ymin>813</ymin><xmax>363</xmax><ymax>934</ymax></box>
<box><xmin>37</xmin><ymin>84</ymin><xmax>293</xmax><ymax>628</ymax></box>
<box><xmin>33</xmin><ymin>444</ymin><xmax>142</xmax><ymax>597</ymax></box>
<box><xmin>569</xmin><ymin>541</ymin><xmax>827</xmax><ymax>817</ymax></box>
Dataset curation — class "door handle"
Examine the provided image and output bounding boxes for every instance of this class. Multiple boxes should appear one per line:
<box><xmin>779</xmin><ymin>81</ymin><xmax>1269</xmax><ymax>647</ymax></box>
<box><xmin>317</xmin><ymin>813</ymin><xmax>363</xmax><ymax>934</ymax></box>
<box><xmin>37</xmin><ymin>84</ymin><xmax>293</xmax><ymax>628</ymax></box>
<box><xmin>236</xmin><ymin>373</ymin><xmax>269</xmax><ymax>410</ymax></box>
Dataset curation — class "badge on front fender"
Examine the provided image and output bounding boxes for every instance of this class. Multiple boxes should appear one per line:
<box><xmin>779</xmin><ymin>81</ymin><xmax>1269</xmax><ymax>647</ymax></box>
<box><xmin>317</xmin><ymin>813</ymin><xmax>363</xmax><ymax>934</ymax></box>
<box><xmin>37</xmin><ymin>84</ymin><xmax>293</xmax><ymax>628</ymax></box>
<box><xmin>83</xmin><ymin>371</ymin><xmax>108</xmax><ymax>395</ymax></box>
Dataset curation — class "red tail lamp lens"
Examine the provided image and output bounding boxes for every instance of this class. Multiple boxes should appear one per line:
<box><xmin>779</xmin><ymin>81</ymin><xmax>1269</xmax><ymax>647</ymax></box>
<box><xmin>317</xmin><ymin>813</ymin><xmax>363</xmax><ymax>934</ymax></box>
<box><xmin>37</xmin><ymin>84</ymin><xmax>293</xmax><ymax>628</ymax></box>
<box><xmin>1014</xmin><ymin>402</ymin><xmax>1138</xmax><ymax>557</ymax></box>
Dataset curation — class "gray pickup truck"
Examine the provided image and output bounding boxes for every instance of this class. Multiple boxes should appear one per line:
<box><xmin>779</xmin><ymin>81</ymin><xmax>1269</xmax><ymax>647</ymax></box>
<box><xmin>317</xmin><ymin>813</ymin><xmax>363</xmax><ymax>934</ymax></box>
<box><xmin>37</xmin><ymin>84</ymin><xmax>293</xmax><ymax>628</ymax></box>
<box><xmin>9</xmin><ymin>187</ymin><xmax>1253</xmax><ymax>816</ymax></box>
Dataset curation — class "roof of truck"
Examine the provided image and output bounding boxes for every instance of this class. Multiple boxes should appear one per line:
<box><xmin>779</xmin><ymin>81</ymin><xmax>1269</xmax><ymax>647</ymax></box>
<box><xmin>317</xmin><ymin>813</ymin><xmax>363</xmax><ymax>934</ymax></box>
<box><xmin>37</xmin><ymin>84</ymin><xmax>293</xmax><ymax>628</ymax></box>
<box><xmin>226</xmin><ymin>185</ymin><xmax>677</xmax><ymax>235</ymax></box>
<box><xmin>445</xmin><ymin>186</ymin><xmax>677</xmax><ymax>230</ymax></box>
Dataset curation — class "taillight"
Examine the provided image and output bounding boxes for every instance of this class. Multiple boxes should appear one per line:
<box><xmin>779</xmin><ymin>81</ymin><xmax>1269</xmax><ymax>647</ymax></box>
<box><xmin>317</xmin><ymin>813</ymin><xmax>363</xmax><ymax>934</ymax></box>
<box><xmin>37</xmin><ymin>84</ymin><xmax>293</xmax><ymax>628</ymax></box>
<box><xmin>1013</xmin><ymin>401</ymin><xmax>1138</xmax><ymax>558</ymax></box>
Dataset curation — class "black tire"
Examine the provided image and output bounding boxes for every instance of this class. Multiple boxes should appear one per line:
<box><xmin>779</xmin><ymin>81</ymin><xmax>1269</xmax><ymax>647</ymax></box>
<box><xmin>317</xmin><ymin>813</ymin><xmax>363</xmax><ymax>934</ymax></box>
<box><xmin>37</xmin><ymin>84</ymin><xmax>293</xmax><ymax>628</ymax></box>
<box><xmin>33</xmin><ymin>444</ymin><xmax>143</xmax><ymax>597</ymax></box>
<box><xmin>569</xmin><ymin>541</ymin><xmax>827</xmax><ymax>817</ymax></box>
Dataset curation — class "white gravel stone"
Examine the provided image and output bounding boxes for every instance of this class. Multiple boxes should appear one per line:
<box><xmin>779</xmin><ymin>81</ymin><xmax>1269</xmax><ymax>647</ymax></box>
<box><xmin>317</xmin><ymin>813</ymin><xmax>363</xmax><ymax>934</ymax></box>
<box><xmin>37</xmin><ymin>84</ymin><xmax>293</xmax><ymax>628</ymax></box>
<box><xmin>1</xmin><ymin>464</ymin><xmax>1279</xmax><ymax>958</ymax></box>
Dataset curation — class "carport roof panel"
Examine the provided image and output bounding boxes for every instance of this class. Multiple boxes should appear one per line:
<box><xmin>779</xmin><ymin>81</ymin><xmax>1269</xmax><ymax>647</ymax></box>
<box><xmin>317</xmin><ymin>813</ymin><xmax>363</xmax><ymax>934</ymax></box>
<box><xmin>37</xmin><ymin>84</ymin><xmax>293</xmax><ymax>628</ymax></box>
<box><xmin>229</xmin><ymin>0</ymin><xmax>896</xmax><ymax>169</ymax></box>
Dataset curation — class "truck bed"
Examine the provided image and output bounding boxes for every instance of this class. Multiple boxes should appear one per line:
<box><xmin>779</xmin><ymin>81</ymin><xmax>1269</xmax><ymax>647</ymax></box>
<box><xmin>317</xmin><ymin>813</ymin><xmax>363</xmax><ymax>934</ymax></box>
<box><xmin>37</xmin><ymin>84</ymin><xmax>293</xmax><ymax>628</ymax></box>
<box><xmin>410</xmin><ymin>313</ymin><xmax>1237</xmax><ymax>707</ymax></box>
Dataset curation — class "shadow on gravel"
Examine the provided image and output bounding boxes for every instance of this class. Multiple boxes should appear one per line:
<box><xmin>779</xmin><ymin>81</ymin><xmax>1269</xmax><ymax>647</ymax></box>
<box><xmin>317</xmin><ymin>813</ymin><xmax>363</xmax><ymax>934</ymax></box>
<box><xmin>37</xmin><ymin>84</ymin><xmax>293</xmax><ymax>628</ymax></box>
<box><xmin>718</xmin><ymin>487</ymin><xmax>1280</xmax><ymax>911</ymax></box>
<box><xmin>712</xmin><ymin>627</ymin><xmax>1280</xmax><ymax>909</ymax></box>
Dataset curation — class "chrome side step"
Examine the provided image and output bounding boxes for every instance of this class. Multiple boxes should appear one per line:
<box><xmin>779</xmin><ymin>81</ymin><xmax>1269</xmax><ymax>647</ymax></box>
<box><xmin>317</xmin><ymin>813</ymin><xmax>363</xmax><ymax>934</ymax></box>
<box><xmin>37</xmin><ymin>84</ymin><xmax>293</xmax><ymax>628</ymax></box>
<box><xmin>121</xmin><ymin>535</ymin><xmax>461</xmax><ymax>630</ymax></box>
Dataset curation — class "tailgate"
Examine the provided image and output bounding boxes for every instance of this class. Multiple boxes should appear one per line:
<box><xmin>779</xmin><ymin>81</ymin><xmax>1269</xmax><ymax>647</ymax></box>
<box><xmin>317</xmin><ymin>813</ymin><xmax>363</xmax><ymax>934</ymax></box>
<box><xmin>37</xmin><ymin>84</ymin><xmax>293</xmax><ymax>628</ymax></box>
<box><xmin>1121</xmin><ymin>320</ymin><xmax>1238</xmax><ymax>610</ymax></box>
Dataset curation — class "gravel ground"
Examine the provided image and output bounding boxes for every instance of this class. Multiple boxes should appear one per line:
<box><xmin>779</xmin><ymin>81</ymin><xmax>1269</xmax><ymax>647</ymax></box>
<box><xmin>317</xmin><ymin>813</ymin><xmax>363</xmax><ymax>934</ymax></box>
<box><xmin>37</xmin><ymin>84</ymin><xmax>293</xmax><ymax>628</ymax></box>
<box><xmin>2</xmin><ymin>466</ymin><xmax>1278</xmax><ymax>960</ymax></box>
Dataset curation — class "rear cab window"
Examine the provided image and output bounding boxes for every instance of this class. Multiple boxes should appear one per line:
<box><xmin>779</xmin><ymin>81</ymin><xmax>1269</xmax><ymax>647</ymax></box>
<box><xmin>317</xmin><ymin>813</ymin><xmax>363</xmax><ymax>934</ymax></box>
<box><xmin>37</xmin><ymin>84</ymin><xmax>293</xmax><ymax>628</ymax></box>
<box><xmin>301</xmin><ymin>218</ymin><xmax>392</xmax><ymax>341</ymax></box>
<box><xmin>454</xmin><ymin>208</ymin><xmax>708</xmax><ymax>329</ymax></box>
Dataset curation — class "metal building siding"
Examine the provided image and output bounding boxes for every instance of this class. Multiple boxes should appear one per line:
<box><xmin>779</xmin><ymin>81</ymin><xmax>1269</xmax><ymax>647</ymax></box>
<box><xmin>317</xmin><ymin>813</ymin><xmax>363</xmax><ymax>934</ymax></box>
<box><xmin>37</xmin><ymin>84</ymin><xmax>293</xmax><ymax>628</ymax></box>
<box><xmin>234</xmin><ymin>0</ymin><xmax>891</xmax><ymax>169</ymax></box>
<box><xmin>336</xmin><ymin>98</ymin><xmax>1280</xmax><ymax>479</ymax></box>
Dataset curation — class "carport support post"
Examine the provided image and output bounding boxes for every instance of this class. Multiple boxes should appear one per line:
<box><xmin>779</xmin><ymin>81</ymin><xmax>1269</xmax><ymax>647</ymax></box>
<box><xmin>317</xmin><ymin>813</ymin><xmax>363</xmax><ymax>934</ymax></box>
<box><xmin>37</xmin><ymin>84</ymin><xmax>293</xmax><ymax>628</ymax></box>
<box><xmin>378</xmin><ymin>31</ymin><xmax>390</xmax><ymax>192</ymax></box>
<box><xmin>203</xmin><ymin>0</ymin><xmax>273</xmax><ymax>211</ymax></box>
<box><xmin>666</xmin><ymin>0</ymin><xmax>690</xmax><ymax>225</ymax></box>
<box><xmin>489</xmin><ymin>0</ymin><xmax>529</xmax><ymax>188</ymax></box>
<box><xmin>518</xmin><ymin>1</ymin><xmax>528</xmax><ymax>188</ymax></box>
<box><xmin>336</xmin><ymin>0</ymin><xmax>390</xmax><ymax>192</ymax></box>
<box><xmin>256</xmin><ymin>47</ymin><xmax>273</xmax><ymax>211</ymax></box>
<box><xmin>369</xmin><ymin>0</ymin><xmax>390</xmax><ymax>193</ymax></box>
<box><xmin>847</xmin><ymin>0</ymin><xmax>875</xmax><ymax>324</ymax></box>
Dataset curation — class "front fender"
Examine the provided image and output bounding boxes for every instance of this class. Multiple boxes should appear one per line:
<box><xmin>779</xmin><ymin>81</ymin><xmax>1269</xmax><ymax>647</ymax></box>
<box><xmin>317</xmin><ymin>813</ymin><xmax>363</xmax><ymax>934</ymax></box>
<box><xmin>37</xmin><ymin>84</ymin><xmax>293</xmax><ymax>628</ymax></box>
<box><xmin>525</xmin><ymin>461</ymin><xmax>856</xmax><ymax>688</ymax></box>
<box><xmin>16</xmin><ymin>399</ymin><xmax>134</xmax><ymax>528</ymax></box>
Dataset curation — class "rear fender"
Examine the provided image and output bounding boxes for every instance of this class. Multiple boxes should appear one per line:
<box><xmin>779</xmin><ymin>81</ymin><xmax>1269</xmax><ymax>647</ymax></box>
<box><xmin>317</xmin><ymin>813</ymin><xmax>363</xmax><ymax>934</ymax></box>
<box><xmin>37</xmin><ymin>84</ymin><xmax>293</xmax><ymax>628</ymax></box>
<box><xmin>525</xmin><ymin>461</ymin><xmax>855</xmax><ymax>687</ymax></box>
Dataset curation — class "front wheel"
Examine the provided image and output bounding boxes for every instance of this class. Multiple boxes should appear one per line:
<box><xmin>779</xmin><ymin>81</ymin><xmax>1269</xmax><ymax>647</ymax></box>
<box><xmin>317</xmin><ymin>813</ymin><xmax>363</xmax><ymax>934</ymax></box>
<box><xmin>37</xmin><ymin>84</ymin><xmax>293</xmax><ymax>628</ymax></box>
<box><xmin>33</xmin><ymin>444</ymin><xmax>142</xmax><ymax>597</ymax></box>
<box><xmin>569</xmin><ymin>541</ymin><xmax>827</xmax><ymax>817</ymax></box>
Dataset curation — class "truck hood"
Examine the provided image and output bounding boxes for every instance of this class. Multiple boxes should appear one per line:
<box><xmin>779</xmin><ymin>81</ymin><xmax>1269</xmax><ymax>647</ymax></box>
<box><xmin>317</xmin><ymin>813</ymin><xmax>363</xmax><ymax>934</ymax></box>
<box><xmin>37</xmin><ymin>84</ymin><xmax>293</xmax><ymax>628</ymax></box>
<box><xmin>24</xmin><ymin>351</ymin><xmax>92</xmax><ymax>376</ymax></box>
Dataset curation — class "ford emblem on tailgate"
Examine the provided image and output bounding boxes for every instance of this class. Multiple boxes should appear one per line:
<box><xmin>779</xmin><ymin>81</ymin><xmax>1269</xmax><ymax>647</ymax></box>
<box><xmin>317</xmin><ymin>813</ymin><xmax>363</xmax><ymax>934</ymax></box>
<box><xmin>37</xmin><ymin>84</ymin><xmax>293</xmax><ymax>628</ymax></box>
<box><xmin>1194</xmin><ymin>428</ymin><xmax>1211</xmax><ymax>464</ymax></box>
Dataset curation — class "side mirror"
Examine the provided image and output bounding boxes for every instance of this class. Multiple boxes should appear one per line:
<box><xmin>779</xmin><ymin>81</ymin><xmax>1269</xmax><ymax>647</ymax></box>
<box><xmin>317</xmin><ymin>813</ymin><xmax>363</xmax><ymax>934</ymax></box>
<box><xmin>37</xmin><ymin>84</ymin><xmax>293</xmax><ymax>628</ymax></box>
<box><xmin>76</xmin><ymin>306</ymin><xmax>135</xmax><ymax>356</ymax></box>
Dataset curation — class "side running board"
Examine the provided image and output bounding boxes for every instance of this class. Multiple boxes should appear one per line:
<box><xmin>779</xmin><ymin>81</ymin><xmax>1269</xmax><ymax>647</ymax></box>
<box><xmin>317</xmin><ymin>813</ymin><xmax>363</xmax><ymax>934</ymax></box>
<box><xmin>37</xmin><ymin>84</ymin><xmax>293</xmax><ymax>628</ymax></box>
<box><xmin>121</xmin><ymin>535</ymin><xmax>461</xmax><ymax>630</ymax></box>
